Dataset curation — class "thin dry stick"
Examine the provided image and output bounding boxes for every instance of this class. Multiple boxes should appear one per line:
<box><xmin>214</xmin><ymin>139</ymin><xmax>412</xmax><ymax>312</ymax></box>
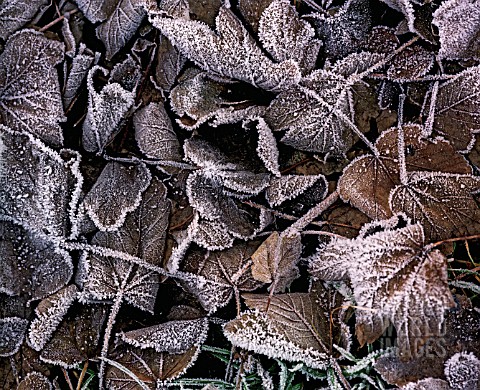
<box><xmin>289</xmin><ymin>190</ymin><xmax>339</xmax><ymax>232</ymax></box>
<box><xmin>62</xmin><ymin>368</ymin><xmax>75</xmax><ymax>390</ymax></box>
<box><xmin>39</xmin><ymin>9</ymin><xmax>78</xmax><ymax>32</ymax></box>
<box><xmin>76</xmin><ymin>361</ymin><xmax>89</xmax><ymax>390</ymax></box>
<box><xmin>425</xmin><ymin>234</ymin><xmax>480</xmax><ymax>251</ymax></box>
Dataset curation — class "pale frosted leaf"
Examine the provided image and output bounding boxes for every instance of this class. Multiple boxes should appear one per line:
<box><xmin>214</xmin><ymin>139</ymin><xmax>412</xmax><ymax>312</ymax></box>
<box><xmin>311</xmin><ymin>0</ymin><xmax>371</xmax><ymax>59</ymax></box>
<box><xmin>134</xmin><ymin>102</ymin><xmax>181</xmax><ymax>161</ymax></box>
<box><xmin>183</xmin><ymin>137</ymin><xmax>232</xmax><ymax>169</ymax></box>
<box><xmin>251</xmin><ymin>231</ymin><xmax>301</xmax><ymax>292</ymax></box>
<box><xmin>402</xmin><ymin>378</ymin><xmax>451</xmax><ymax>390</ymax></box>
<box><xmin>63</xmin><ymin>51</ymin><xmax>95</xmax><ymax>108</ymax></box>
<box><xmin>17</xmin><ymin>372</ymin><xmax>52</xmax><ymax>390</ymax></box>
<box><xmin>255</xmin><ymin>118</ymin><xmax>280</xmax><ymax>176</ymax></box>
<box><xmin>40</xmin><ymin>304</ymin><xmax>107</xmax><ymax>368</ymax></box>
<box><xmin>0</xmin><ymin>126</ymin><xmax>81</xmax><ymax>237</ymax></box>
<box><xmin>308</xmin><ymin>236</ymin><xmax>351</xmax><ymax>281</ymax></box>
<box><xmin>28</xmin><ymin>285</ymin><xmax>78</xmax><ymax>351</ymax></box>
<box><xmin>426</xmin><ymin>65</ymin><xmax>480</xmax><ymax>152</ymax></box>
<box><xmin>155</xmin><ymin>32</ymin><xmax>186</xmax><ymax>92</ymax></box>
<box><xmin>219</xmin><ymin>170</ymin><xmax>270</xmax><ymax>196</ymax></box>
<box><xmin>266</xmin><ymin>174</ymin><xmax>327</xmax><ymax>207</ymax></box>
<box><xmin>386</xmin><ymin>45</ymin><xmax>434</xmax><ymax>81</ymax></box>
<box><xmin>149</xmin><ymin>7</ymin><xmax>301</xmax><ymax>91</ymax></box>
<box><xmin>82</xmin><ymin>67</ymin><xmax>135</xmax><ymax>153</ymax></box>
<box><xmin>0</xmin><ymin>221</ymin><xmax>73</xmax><ymax>301</ymax></box>
<box><xmin>0</xmin><ymin>30</ymin><xmax>65</xmax><ymax>146</ymax></box>
<box><xmin>258</xmin><ymin>0</ymin><xmax>321</xmax><ymax>74</ymax></box>
<box><xmin>0</xmin><ymin>317</ymin><xmax>28</xmax><ymax>357</ymax></box>
<box><xmin>88</xmin><ymin>0</ymin><xmax>146</xmax><ymax>59</ymax></box>
<box><xmin>445</xmin><ymin>352</ymin><xmax>480</xmax><ymax>390</ymax></box>
<box><xmin>193</xmin><ymin>219</ymin><xmax>235</xmax><ymax>251</ymax></box>
<box><xmin>75</xmin><ymin>0</ymin><xmax>113</xmax><ymax>22</ymax></box>
<box><xmin>331</xmin><ymin>51</ymin><xmax>386</xmax><ymax>78</ymax></box>
<box><xmin>433</xmin><ymin>0</ymin><xmax>480</xmax><ymax>60</ymax></box>
<box><xmin>238</xmin><ymin>0</ymin><xmax>274</xmax><ymax>32</ymax></box>
<box><xmin>110</xmin><ymin>55</ymin><xmax>142</xmax><ymax>91</ymax></box>
<box><xmin>390</xmin><ymin>171</ymin><xmax>480</xmax><ymax>241</ymax></box>
<box><xmin>120</xmin><ymin>318</ymin><xmax>208</xmax><ymax>353</ymax></box>
<box><xmin>159</xmin><ymin>0</ymin><xmax>189</xmax><ymax>18</ymax></box>
<box><xmin>83</xmin><ymin>161</ymin><xmax>151</xmax><ymax>232</ymax></box>
<box><xmin>0</xmin><ymin>0</ymin><xmax>48</xmax><ymax>40</ymax></box>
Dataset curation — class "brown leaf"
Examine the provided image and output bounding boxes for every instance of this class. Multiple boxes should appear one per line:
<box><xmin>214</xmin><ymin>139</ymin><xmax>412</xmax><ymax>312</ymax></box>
<box><xmin>17</xmin><ymin>372</ymin><xmax>52</xmax><ymax>390</ymax></box>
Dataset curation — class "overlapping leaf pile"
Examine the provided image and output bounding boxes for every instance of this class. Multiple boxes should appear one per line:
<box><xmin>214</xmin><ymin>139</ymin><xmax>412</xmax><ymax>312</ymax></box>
<box><xmin>1</xmin><ymin>0</ymin><xmax>480</xmax><ymax>388</ymax></box>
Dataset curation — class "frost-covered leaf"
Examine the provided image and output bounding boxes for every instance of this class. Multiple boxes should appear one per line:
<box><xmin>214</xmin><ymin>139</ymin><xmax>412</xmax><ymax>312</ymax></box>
<box><xmin>82</xmin><ymin>66</ymin><xmax>135</xmax><ymax>153</ymax></box>
<box><xmin>159</xmin><ymin>0</ymin><xmax>189</xmax><ymax>18</ymax></box>
<box><xmin>238</xmin><ymin>0</ymin><xmax>274</xmax><ymax>32</ymax></box>
<box><xmin>0</xmin><ymin>0</ymin><xmax>48</xmax><ymax>40</ymax></box>
<box><xmin>224</xmin><ymin>286</ymin><xmax>348</xmax><ymax>369</ymax></box>
<box><xmin>251</xmin><ymin>231</ymin><xmax>301</xmax><ymax>292</ymax></box>
<box><xmin>0</xmin><ymin>30</ymin><xmax>65</xmax><ymax>146</ymax></box>
<box><xmin>310</xmin><ymin>220</ymin><xmax>455</xmax><ymax>358</ymax></box>
<box><xmin>433</xmin><ymin>0</ymin><xmax>480</xmax><ymax>61</ymax></box>
<box><xmin>426</xmin><ymin>65</ymin><xmax>480</xmax><ymax>152</ymax></box>
<box><xmin>110</xmin><ymin>55</ymin><xmax>142</xmax><ymax>91</ymax></box>
<box><xmin>193</xmin><ymin>219</ymin><xmax>235</xmax><ymax>251</ymax></box>
<box><xmin>402</xmin><ymin>378</ymin><xmax>451</xmax><ymax>390</ymax></box>
<box><xmin>219</xmin><ymin>170</ymin><xmax>270</xmax><ymax>196</ymax></box>
<box><xmin>179</xmin><ymin>241</ymin><xmax>263</xmax><ymax>312</ymax></box>
<box><xmin>0</xmin><ymin>221</ymin><xmax>73</xmax><ymax>301</ymax></box>
<box><xmin>258</xmin><ymin>0</ymin><xmax>321</xmax><ymax>74</ymax></box>
<box><xmin>390</xmin><ymin>172</ymin><xmax>480</xmax><ymax>241</ymax></box>
<box><xmin>311</xmin><ymin>0</ymin><xmax>371</xmax><ymax>59</ymax></box>
<box><xmin>40</xmin><ymin>304</ymin><xmax>107</xmax><ymax>368</ymax></box>
<box><xmin>386</xmin><ymin>45</ymin><xmax>434</xmax><ymax>81</ymax></box>
<box><xmin>183</xmin><ymin>137</ymin><xmax>233</xmax><ymax>169</ymax></box>
<box><xmin>154</xmin><ymin>34</ymin><xmax>186</xmax><ymax>93</ymax></box>
<box><xmin>338</xmin><ymin>124</ymin><xmax>472</xmax><ymax>219</ymax></box>
<box><xmin>0</xmin><ymin>317</ymin><xmax>29</xmax><ymax>357</ymax></box>
<box><xmin>17</xmin><ymin>372</ymin><xmax>52</xmax><ymax>390</ymax></box>
<box><xmin>445</xmin><ymin>352</ymin><xmax>480</xmax><ymax>390</ymax></box>
<box><xmin>27</xmin><ymin>285</ymin><xmax>78</xmax><ymax>352</ymax></box>
<box><xmin>63</xmin><ymin>48</ymin><xmax>95</xmax><ymax>109</ymax></box>
<box><xmin>149</xmin><ymin>6</ymin><xmax>301</xmax><ymax>91</ymax></box>
<box><xmin>255</xmin><ymin>118</ymin><xmax>280</xmax><ymax>176</ymax></box>
<box><xmin>83</xmin><ymin>161</ymin><xmax>151</xmax><ymax>232</ymax></box>
<box><xmin>266</xmin><ymin>174</ymin><xmax>327</xmax><ymax>207</ymax></box>
<box><xmin>0</xmin><ymin>126</ymin><xmax>82</xmax><ymax>237</ymax></box>
<box><xmin>134</xmin><ymin>102</ymin><xmax>182</xmax><ymax>161</ymax></box>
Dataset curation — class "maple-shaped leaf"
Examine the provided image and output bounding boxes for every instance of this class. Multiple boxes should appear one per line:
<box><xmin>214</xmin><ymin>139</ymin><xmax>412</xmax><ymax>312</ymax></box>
<box><xmin>17</xmin><ymin>372</ymin><xmax>52</xmax><ymax>390</ymax></box>
<box><xmin>134</xmin><ymin>102</ymin><xmax>182</xmax><ymax>161</ymax></box>
<box><xmin>0</xmin><ymin>0</ymin><xmax>48</xmax><ymax>40</ymax></box>
<box><xmin>83</xmin><ymin>161</ymin><xmax>151</xmax><ymax>232</ymax></box>
<box><xmin>0</xmin><ymin>30</ymin><xmax>65</xmax><ymax>146</ymax></box>
<box><xmin>82</xmin><ymin>66</ymin><xmax>135</xmax><ymax>154</ymax></box>
<box><xmin>0</xmin><ymin>317</ymin><xmax>29</xmax><ymax>357</ymax></box>
<box><xmin>63</xmin><ymin>46</ymin><xmax>95</xmax><ymax>109</ymax></box>
<box><xmin>251</xmin><ymin>231</ymin><xmax>301</xmax><ymax>292</ymax></box>
<box><xmin>266</xmin><ymin>174</ymin><xmax>327</xmax><ymax>207</ymax></box>
<box><xmin>149</xmin><ymin>6</ymin><xmax>301</xmax><ymax>91</ymax></box>
<box><xmin>258</xmin><ymin>0</ymin><xmax>321</xmax><ymax>74</ymax></box>
<box><xmin>425</xmin><ymin>65</ymin><xmax>480</xmax><ymax>152</ymax></box>
<box><xmin>338</xmin><ymin>124</ymin><xmax>472</xmax><ymax>220</ymax></box>
<box><xmin>433</xmin><ymin>0</ymin><xmax>480</xmax><ymax>61</ymax></box>
<box><xmin>0</xmin><ymin>221</ymin><xmax>73</xmax><ymax>301</ymax></box>
<box><xmin>224</xmin><ymin>285</ymin><xmax>349</xmax><ymax>369</ymax></box>
<box><xmin>39</xmin><ymin>304</ymin><xmax>107</xmax><ymax>368</ymax></box>
<box><xmin>0</xmin><ymin>126</ymin><xmax>82</xmax><ymax>237</ymax></box>
<box><xmin>27</xmin><ymin>285</ymin><xmax>78</xmax><ymax>352</ymax></box>
<box><xmin>310</xmin><ymin>219</ymin><xmax>455</xmax><ymax>358</ymax></box>
<box><xmin>390</xmin><ymin>171</ymin><xmax>480</xmax><ymax>241</ymax></box>
<box><xmin>178</xmin><ymin>241</ymin><xmax>263</xmax><ymax>313</ymax></box>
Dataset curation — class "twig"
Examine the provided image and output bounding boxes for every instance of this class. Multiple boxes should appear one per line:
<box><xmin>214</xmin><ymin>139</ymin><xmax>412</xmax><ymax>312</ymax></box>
<box><xmin>62</xmin><ymin>368</ymin><xmax>75</xmax><ymax>390</ymax></box>
<box><xmin>76</xmin><ymin>361</ymin><xmax>89</xmax><ymax>390</ymax></box>
<box><xmin>39</xmin><ymin>9</ymin><xmax>78</xmax><ymax>32</ymax></box>
<box><xmin>289</xmin><ymin>191</ymin><xmax>339</xmax><ymax>232</ymax></box>
<box><xmin>302</xmin><ymin>230</ymin><xmax>345</xmax><ymax>239</ymax></box>
<box><xmin>425</xmin><ymin>234</ymin><xmax>480</xmax><ymax>251</ymax></box>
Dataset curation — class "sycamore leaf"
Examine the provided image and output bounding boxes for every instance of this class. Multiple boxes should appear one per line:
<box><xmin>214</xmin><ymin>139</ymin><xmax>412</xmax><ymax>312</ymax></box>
<box><xmin>238</xmin><ymin>0</ymin><xmax>274</xmax><ymax>32</ymax></box>
<box><xmin>310</xmin><ymin>219</ymin><xmax>455</xmax><ymax>358</ymax></box>
<box><xmin>0</xmin><ymin>221</ymin><xmax>73</xmax><ymax>301</ymax></box>
<box><xmin>0</xmin><ymin>317</ymin><xmax>29</xmax><ymax>357</ymax></box>
<box><xmin>426</xmin><ymin>65</ymin><xmax>480</xmax><ymax>152</ymax></box>
<box><xmin>338</xmin><ymin>124</ymin><xmax>472</xmax><ymax>220</ymax></box>
<box><xmin>179</xmin><ymin>241</ymin><xmax>263</xmax><ymax>312</ymax></box>
<box><xmin>433</xmin><ymin>0</ymin><xmax>480</xmax><ymax>61</ymax></box>
<box><xmin>0</xmin><ymin>0</ymin><xmax>48</xmax><ymax>40</ymax></box>
<box><xmin>224</xmin><ymin>286</ymin><xmax>349</xmax><ymax>369</ymax></box>
<box><xmin>82</xmin><ymin>66</ymin><xmax>135</xmax><ymax>154</ymax></box>
<box><xmin>149</xmin><ymin>6</ymin><xmax>301</xmax><ymax>92</ymax></box>
<box><xmin>40</xmin><ymin>304</ymin><xmax>107</xmax><ymax>368</ymax></box>
<box><xmin>133</xmin><ymin>102</ymin><xmax>182</xmax><ymax>161</ymax></box>
<box><xmin>390</xmin><ymin>171</ymin><xmax>480</xmax><ymax>241</ymax></box>
<box><xmin>251</xmin><ymin>231</ymin><xmax>301</xmax><ymax>292</ymax></box>
<box><xmin>0</xmin><ymin>30</ymin><xmax>65</xmax><ymax>146</ymax></box>
<box><xmin>266</xmin><ymin>174</ymin><xmax>327</xmax><ymax>207</ymax></box>
<box><xmin>258</xmin><ymin>0</ymin><xmax>321</xmax><ymax>74</ymax></box>
<box><xmin>83</xmin><ymin>161</ymin><xmax>151</xmax><ymax>232</ymax></box>
<box><xmin>27</xmin><ymin>285</ymin><xmax>78</xmax><ymax>352</ymax></box>
<box><xmin>17</xmin><ymin>372</ymin><xmax>52</xmax><ymax>390</ymax></box>
<box><xmin>0</xmin><ymin>126</ymin><xmax>82</xmax><ymax>237</ymax></box>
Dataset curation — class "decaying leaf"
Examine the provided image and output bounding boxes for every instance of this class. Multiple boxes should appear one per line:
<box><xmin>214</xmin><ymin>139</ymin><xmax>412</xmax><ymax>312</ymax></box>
<box><xmin>17</xmin><ymin>372</ymin><xmax>52</xmax><ymax>390</ymax></box>
<box><xmin>0</xmin><ymin>30</ymin><xmax>65</xmax><ymax>146</ymax></box>
<box><xmin>266</xmin><ymin>174</ymin><xmax>327</xmax><ymax>207</ymax></box>
<box><xmin>255</xmin><ymin>118</ymin><xmax>280</xmax><ymax>176</ymax></box>
<box><xmin>82</xmin><ymin>66</ymin><xmax>135</xmax><ymax>154</ymax></box>
<box><xmin>63</xmin><ymin>46</ymin><xmax>95</xmax><ymax>109</ymax></box>
<box><xmin>149</xmin><ymin>6</ymin><xmax>301</xmax><ymax>91</ymax></box>
<box><xmin>433</xmin><ymin>0</ymin><xmax>480</xmax><ymax>61</ymax></box>
<box><xmin>0</xmin><ymin>0</ymin><xmax>48</xmax><ymax>40</ymax></box>
<box><xmin>134</xmin><ymin>102</ymin><xmax>182</xmax><ymax>161</ymax></box>
<box><xmin>83</xmin><ymin>161</ymin><xmax>151</xmax><ymax>232</ymax></box>
<box><xmin>386</xmin><ymin>45</ymin><xmax>434</xmax><ymax>81</ymax></box>
<box><xmin>310</xmin><ymin>218</ymin><xmax>455</xmax><ymax>358</ymax></box>
<box><xmin>238</xmin><ymin>0</ymin><xmax>274</xmax><ymax>32</ymax></box>
<box><xmin>110</xmin><ymin>55</ymin><xmax>142</xmax><ymax>92</ymax></box>
<box><xmin>0</xmin><ymin>221</ymin><xmax>73</xmax><ymax>301</ymax></box>
<box><xmin>0</xmin><ymin>317</ymin><xmax>29</xmax><ymax>357</ymax></box>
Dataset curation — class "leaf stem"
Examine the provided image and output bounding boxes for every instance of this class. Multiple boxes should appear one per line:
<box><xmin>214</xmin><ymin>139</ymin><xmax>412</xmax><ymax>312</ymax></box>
<box><xmin>289</xmin><ymin>191</ymin><xmax>339</xmax><ymax>232</ymax></box>
<box><xmin>76</xmin><ymin>361</ymin><xmax>89</xmax><ymax>390</ymax></box>
<box><xmin>397</xmin><ymin>94</ymin><xmax>408</xmax><ymax>185</ymax></box>
<box><xmin>39</xmin><ymin>9</ymin><xmax>79</xmax><ymax>32</ymax></box>
<box><xmin>425</xmin><ymin>234</ymin><xmax>480</xmax><ymax>251</ymax></box>
<box><xmin>62</xmin><ymin>368</ymin><xmax>75</xmax><ymax>390</ymax></box>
